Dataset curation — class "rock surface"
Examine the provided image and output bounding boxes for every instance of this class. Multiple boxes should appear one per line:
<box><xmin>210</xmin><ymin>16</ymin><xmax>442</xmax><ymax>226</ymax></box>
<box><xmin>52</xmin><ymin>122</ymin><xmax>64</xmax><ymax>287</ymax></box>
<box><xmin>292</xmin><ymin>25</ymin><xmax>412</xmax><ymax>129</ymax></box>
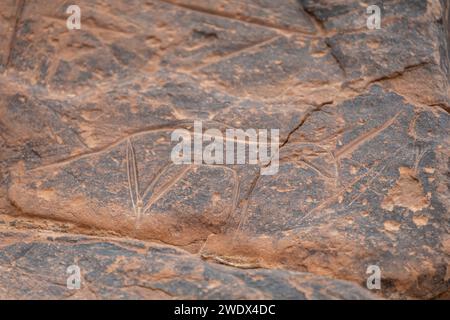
<box><xmin>0</xmin><ymin>0</ymin><xmax>449</xmax><ymax>299</ymax></box>
<box><xmin>0</xmin><ymin>220</ymin><xmax>377</xmax><ymax>299</ymax></box>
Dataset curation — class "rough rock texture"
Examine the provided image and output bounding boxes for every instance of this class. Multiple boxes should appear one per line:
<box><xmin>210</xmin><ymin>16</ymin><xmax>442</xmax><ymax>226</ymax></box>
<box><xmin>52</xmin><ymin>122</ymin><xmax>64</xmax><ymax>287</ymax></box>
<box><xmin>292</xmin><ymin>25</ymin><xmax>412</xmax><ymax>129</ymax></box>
<box><xmin>0</xmin><ymin>221</ymin><xmax>377</xmax><ymax>299</ymax></box>
<box><xmin>0</xmin><ymin>0</ymin><xmax>449</xmax><ymax>299</ymax></box>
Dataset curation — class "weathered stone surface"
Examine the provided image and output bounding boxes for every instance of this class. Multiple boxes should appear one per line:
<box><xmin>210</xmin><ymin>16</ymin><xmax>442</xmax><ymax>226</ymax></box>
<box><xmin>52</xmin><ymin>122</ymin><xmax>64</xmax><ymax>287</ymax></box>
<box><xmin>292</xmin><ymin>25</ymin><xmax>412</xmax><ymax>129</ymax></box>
<box><xmin>0</xmin><ymin>0</ymin><xmax>449</xmax><ymax>299</ymax></box>
<box><xmin>201</xmin><ymin>86</ymin><xmax>450</xmax><ymax>299</ymax></box>
<box><xmin>301</xmin><ymin>0</ymin><xmax>450</xmax><ymax>108</ymax></box>
<box><xmin>0</xmin><ymin>223</ymin><xmax>377</xmax><ymax>299</ymax></box>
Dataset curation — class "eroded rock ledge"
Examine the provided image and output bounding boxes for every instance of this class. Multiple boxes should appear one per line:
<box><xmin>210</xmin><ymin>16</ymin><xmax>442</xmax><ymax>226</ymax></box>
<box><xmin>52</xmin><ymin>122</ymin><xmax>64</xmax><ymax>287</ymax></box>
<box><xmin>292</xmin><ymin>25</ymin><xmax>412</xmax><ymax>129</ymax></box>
<box><xmin>0</xmin><ymin>0</ymin><xmax>449</xmax><ymax>299</ymax></box>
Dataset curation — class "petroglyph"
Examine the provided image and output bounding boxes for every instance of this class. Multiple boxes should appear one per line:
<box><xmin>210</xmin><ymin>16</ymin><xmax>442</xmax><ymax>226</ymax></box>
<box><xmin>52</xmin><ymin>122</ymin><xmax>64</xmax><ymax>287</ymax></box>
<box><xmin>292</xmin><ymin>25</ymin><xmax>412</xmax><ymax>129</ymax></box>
<box><xmin>1</xmin><ymin>0</ymin><xmax>449</xmax><ymax>300</ymax></box>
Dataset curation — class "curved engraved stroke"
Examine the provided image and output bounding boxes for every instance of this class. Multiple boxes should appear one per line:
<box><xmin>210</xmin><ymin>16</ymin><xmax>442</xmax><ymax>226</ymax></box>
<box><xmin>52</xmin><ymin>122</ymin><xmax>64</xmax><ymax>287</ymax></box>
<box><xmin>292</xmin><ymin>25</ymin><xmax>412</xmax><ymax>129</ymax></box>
<box><xmin>124</xmin><ymin>139</ymin><xmax>240</xmax><ymax>227</ymax></box>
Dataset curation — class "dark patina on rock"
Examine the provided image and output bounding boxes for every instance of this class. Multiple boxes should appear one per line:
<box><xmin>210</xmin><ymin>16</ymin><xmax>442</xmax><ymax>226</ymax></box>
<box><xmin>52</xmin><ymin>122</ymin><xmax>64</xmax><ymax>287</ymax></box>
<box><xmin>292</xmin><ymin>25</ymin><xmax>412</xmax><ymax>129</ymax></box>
<box><xmin>0</xmin><ymin>0</ymin><xmax>448</xmax><ymax>299</ymax></box>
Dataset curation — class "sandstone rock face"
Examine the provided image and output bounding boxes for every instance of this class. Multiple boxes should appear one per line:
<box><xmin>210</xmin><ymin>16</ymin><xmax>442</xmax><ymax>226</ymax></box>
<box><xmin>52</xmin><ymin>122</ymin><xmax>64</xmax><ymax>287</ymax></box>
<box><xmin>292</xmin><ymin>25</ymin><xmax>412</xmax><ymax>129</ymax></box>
<box><xmin>0</xmin><ymin>0</ymin><xmax>449</xmax><ymax>299</ymax></box>
<box><xmin>0</xmin><ymin>223</ymin><xmax>377</xmax><ymax>299</ymax></box>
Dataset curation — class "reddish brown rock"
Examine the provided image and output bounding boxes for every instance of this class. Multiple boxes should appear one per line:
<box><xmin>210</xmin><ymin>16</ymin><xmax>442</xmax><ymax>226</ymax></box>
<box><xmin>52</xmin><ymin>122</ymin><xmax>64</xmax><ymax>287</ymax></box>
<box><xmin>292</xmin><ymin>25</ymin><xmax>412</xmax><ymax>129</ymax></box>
<box><xmin>0</xmin><ymin>0</ymin><xmax>449</xmax><ymax>299</ymax></box>
<box><xmin>0</xmin><ymin>221</ymin><xmax>378</xmax><ymax>300</ymax></box>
